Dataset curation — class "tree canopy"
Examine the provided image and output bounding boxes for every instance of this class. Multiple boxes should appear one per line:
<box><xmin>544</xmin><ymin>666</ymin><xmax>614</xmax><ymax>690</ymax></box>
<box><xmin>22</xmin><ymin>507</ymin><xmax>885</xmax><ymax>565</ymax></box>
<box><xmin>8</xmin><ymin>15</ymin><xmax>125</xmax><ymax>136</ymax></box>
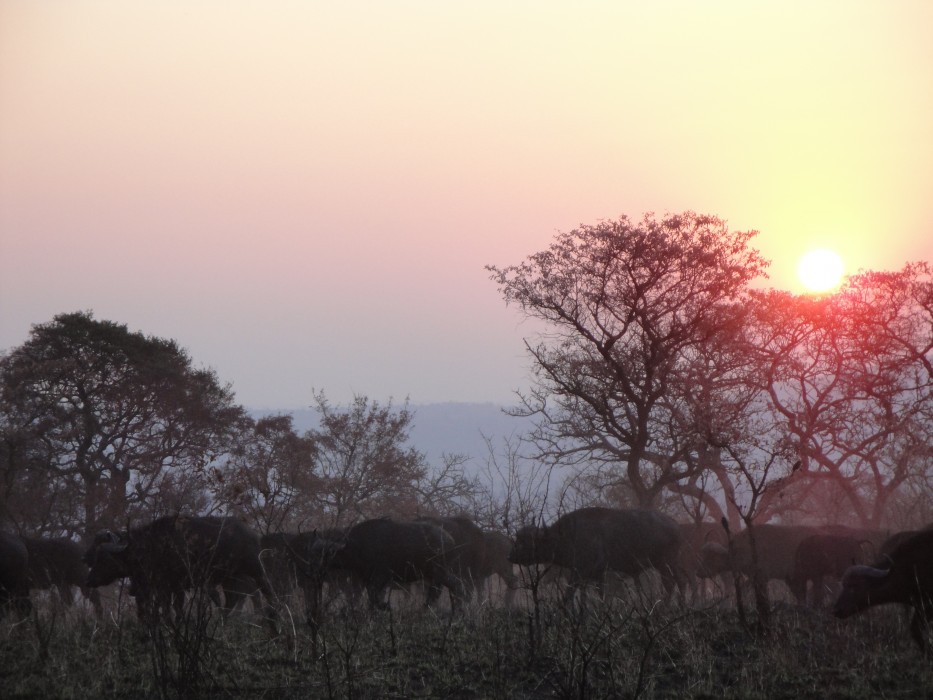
<box><xmin>490</xmin><ymin>214</ymin><xmax>933</xmax><ymax>529</ymax></box>
<box><xmin>2</xmin><ymin>216</ymin><xmax>931</xmax><ymax>537</ymax></box>
<box><xmin>0</xmin><ymin>311</ymin><xmax>244</xmax><ymax>536</ymax></box>
<box><xmin>488</xmin><ymin>212</ymin><xmax>768</xmax><ymax>508</ymax></box>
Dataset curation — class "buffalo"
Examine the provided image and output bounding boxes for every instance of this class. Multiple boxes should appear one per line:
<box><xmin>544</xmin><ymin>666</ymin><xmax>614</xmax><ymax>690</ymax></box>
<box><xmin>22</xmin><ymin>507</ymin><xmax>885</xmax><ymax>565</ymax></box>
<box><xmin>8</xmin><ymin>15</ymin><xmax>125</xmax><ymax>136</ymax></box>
<box><xmin>833</xmin><ymin>529</ymin><xmax>933</xmax><ymax>650</ymax></box>
<box><xmin>417</xmin><ymin>515</ymin><xmax>486</xmax><ymax>604</ymax></box>
<box><xmin>509</xmin><ymin>507</ymin><xmax>685</xmax><ymax>604</ymax></box>
<box><xmin>789</xmin><ymin>533</ymin><xmax>867</xmax><ymax>606</ymax></box>
<box><xmin>294</xmin><ymin>517</ymin><xmax>467</xmax><ymax>619</ymax></box>
<box><xmin>260</xmin><ymin>531</ymin><xmax>304</xmax><ymax>602</ymax></box>
<box><xmin>677</xmin><ymin>521</ymin><xmax>729</xmax><ymax>602</ymax></box>
<box><xmin>23</xmin><ymin>536</ymin><xmax>103</xmax><ymax>616</ymax></box>
<box><xmin>878</xmin><ymin>528</ymin><xmax>926</xmax><ymax>560</ymax></box>
<box><xmin>477</xmin><ymin>531</ymin><xmax>519</xmax><ymax>606</ymax></box>
<box><xmin>0</xmin><ymin>531</ymin><xmax>31</xmax><ymax>618</ymax></box>
<box><xmin>697</xmin><ymin>524</ymin><xmax>819</xmax><ymax>603</ymax></box>
<box><xmin>262</xmin><ymin>529</ymin><xmax>361</xmax><ymax>625</ymax></box>
<box><xmin>874</xmin><ymin>524</ymin><xmax>933</xmax><ymax>563</ymax></box>
<box><xmin>84</xmin><ymin>515</ymin><xmax>277</xmax><ymax>625</ymax></box>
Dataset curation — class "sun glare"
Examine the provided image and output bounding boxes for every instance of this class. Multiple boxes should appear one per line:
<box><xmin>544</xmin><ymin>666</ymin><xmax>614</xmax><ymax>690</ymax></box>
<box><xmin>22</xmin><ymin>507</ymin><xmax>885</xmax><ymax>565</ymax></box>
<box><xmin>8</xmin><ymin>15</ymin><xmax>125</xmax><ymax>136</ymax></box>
<box><xmin>797</xmin><ymin>248</ymin><xmax>844</xmax><ymax>293</ymax></box>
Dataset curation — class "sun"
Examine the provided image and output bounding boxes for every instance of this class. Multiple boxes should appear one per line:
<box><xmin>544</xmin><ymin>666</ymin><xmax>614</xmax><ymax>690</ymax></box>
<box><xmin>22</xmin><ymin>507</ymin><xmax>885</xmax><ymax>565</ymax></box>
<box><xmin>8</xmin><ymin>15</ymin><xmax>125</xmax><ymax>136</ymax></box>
<box><xmin>797</xmin><ymin>248</ymin><xmax>844</xmax><ymax>293</ymax></box>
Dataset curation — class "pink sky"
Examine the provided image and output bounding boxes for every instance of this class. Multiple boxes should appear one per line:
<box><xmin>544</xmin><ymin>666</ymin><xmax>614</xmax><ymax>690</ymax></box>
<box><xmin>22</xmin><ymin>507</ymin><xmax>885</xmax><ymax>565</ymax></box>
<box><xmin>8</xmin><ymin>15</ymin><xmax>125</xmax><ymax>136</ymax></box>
<box><xmin>2</xmin><ymin>1</ymin><xmax>932</xmax><ymax>408</ymax></box>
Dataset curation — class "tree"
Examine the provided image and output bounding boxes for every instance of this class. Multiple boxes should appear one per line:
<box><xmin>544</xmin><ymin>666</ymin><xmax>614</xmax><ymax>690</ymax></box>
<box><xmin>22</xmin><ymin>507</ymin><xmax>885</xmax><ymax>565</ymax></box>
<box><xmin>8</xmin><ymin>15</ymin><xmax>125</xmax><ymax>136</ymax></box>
<box><xmin>210</xmin><ymin>414</ymin><xmax>319</xmax><ymax>534</ymax></box>
<box><xmin>0</xmin><ymin>312</ymin><xmax>245</xmax><ymax>537</ymax></box>
<box><xmin>212</xmin><ymin>397</ymin><xmax>480</xmax><ymax>531</ymax></box>
<box><xmin>307</xmin><ymin>391</ymin><xmax>428</xmax><ymax>527</ymax></box>
<box><xmin>487</xmin><ymin>212</ymin><xmax>768</xmax><ymax>507</ymax></box>
<box><xmin>748</xmin><ymin>264</ymin><xmax>933</xmax><ymax>528</ymax></box>
<box><xmin>0</xmin><ymin>412</ymin><xmax>70</xmax><ymax>533</ymax></box>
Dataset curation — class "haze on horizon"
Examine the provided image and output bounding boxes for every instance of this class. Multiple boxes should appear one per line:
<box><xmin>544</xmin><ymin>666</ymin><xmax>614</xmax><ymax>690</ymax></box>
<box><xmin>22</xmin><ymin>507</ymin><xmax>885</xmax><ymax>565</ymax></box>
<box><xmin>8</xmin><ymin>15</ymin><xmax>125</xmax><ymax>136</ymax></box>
<box><xmin>2</xmin><ymin>1</ymin><xmax>931</xmax><ymax>410</ymax></box>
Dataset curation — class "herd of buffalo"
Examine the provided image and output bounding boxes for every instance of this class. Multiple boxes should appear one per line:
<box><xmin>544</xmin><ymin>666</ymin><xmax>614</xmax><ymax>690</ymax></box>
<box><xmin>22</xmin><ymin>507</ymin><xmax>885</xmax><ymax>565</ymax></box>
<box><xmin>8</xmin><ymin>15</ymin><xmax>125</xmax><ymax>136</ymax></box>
<box><xmin>2</xmin><ymin>506</ymin><xmax>933</xmax><ymax>649</ymax></box>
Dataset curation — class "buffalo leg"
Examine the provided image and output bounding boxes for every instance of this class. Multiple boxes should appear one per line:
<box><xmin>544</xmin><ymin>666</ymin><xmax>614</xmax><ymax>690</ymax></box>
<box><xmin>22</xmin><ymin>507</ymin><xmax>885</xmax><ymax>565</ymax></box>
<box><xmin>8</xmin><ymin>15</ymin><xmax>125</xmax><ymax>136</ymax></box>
<box><xmin>444</xmin><ymin>574</ymin><xmax>467</xmax><ymax>613</ymax></box>
<box><xmin>660</xmin><ymin>565</ymin><xmax>688</xmax><ymax>604</ymax></box>
<box><xmin>1</xmin><ymin>588</ymin><xmax>32</xmax><ymax>620</ymax></box>
<box><xmin>241</xmin><ymin>563</ymin><xmax>280</xmax><ymax>629</ymax></box>
<box><xmin>221</xmin><ymin>586</ymin><xmax>246</xmax><ymax>614</ymax></box>
<box><xmin>367</xmin><ymin>580</ymin><xmax>391</xmax><ymax>611</ymax></box>
<box><xmin>811</xmin><ymin>576</ymin><xmax>826</xmax><ymax>607</ymax></box>
<box><xmin>910</xmin><ymin>608</ymin><xmax>931</xmax><ymax>651</ymax></box>
<box><xmin>82</xmin><ymin>587</ymin><xmax>104</xmax><ymax>617</ymax></box>
<box><xmin>56</xmin><ymin>583</ymin><xmax>76</xmax><ymax>608</ymax></box>
<box><xmin>501</xmin><ymin>570</ymin><xmax>519</xmax><ymax>607</ymax></box>
<box><xmin>425</xmin><ymin>583</ymin><xmax>443</xmax><ymax>607</ymax></box>
<box><xmin>561</xmin><ymin>578</ymin><xmax>581</xmax><ymax>608</ymax></box>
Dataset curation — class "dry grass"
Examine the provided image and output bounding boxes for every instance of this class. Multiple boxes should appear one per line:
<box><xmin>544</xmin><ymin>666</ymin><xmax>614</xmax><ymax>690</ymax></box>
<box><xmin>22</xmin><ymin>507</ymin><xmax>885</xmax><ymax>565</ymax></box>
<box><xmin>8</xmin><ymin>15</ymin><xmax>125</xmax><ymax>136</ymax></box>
<box><xmin>1</xmin><ymin>589</ymin><xmax>931</xmax><ymax>699</ymax></box>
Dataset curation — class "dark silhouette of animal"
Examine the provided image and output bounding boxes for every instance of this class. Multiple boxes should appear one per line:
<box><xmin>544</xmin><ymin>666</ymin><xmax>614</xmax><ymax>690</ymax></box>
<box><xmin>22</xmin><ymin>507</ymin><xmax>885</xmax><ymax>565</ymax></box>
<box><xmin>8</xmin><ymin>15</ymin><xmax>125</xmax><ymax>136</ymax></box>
<box><xmin>874</xmin><ymin>524</ymin><xmax>933</xmax><ymax>563</ymax></box>
<box><xmin>84</xmin><ymin>515</ymin><xmax>276</xmax><ymax>625</ymax></box>
<box><xmin>477</xmin><ymin>530</ymin><xmax>518</xmax><ymax>605</ymax></box>
<box><xmin>260</xmin><ymin>532</ymin><xmax>302</xmax><ymax>600</ymax></box>
<box><xmin>509</xmin><ymin>507</ymin><xmax>684</xmax><ymax>604</ymax></box>
<box><xmin>0</xmin><ymin>531</ymin><xmax>31</xmax><ymax>618</ymax></box>
<box><xmin>23</xmin><ymin>536</ymin><xmax>103</xmax><ymax>616</ymax></box>
<box><xmin>820</xmin><ymin>524</ymin><xmax>887</xmax><ymax>551</ymax></box>
<box><xmin>834</xmin><ymin>529</ymin><xmax>933</xmax><ymax>650</ymax></box>
<box><xmin>417</xmin><ymin>516</ymin><xmax>486</xmax><ymax>604</ymax></box>
<box><xmin>261</xmin><ymin>529</ymin><xmax>360</xmax><ymax>625</ymax></box>
<box><xmin>789</xmin><ymin>533</ymin><xmax>867</xmax><ymax>606</ymax></box>
<box><xmin>294</xmin><ymin>518</ymin><xmax>467</xmax><ymax>620</ymax></box>
<box><xmin>876</xmin><ymin>525</ymin><xmax>933</xmax><ymax>562</ymax></box>
<box><xmin>696</xmin><ymin>524</ymin><xmax>819</xmax><ymax>602</ymax></box>
<box><xmin>259</xmin><ymin>532</ymin><xmax>295</xmax><ymax>580</ymax></box>
<box><xmin>677</xmin><ymin>521</ymin><xmax>729</xmax><ymax>602</ymax></box>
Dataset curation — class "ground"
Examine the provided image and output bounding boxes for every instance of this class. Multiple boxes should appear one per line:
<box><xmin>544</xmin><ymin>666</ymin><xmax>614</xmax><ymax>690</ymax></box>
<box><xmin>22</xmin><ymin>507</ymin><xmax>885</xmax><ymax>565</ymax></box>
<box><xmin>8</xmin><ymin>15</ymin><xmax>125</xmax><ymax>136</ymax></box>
<box><xmin>1</xmin><ymin>588</ymin><xmax>930</xmax><ymax>699</ymax></box>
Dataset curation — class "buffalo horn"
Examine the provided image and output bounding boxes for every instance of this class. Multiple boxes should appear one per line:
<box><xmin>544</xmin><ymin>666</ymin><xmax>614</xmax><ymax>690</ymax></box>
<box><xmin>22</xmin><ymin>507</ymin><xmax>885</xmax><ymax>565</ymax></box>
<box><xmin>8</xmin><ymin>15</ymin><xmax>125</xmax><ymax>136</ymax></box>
<box><xmin>844</xmin><ymin>564</ymin><xmax>889</xmax><ymax>580</ymax></box>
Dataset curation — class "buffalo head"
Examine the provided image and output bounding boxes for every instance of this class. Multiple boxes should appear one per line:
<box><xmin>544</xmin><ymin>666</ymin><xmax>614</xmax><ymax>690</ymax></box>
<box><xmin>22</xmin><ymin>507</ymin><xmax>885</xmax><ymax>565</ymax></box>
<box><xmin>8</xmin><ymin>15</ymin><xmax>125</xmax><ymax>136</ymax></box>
<box><xmin>84</xmin><ymin>541</ymin><xmax>131</xmax><ymax>588</ymax></box>
<box><xmin>283</xmin><ymin>531</ymin><xmax>346</xmax><ymax>581</ymax></box>
<box><xmin>696</xmin><ymin>542</ymin><xmax>730</xmax><ymax>579</ymax></box>
<box><xmin>508</xmin><ymin>525</ymin><xmax>555</xmax><ymax>565</ymax></box>
<box><xmin>305</xmin><ymin>537</ymin><xmax>346</xmax><ymax>576</ymax></box>
<box><xmin>832</xmin><ymin>564</ymin><xmax>889</xmax><ymax>619</ymax></box>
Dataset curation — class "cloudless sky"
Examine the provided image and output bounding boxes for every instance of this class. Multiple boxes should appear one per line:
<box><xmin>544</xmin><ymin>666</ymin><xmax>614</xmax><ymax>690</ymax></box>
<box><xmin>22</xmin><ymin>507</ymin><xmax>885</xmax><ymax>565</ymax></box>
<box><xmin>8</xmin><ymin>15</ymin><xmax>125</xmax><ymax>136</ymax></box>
<box><xmin>2</xmin><ymin>1</ymin><xmax>931</xmax><ymax>409</ymax></box>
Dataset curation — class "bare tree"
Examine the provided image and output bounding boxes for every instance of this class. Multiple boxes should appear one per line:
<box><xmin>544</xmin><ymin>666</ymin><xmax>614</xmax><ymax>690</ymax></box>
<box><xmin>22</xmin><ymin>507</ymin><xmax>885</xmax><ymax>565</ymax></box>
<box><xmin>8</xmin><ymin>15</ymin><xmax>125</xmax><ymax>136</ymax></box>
<box><xmin>748</xmin><ymin>264</ymin><xmax>933</xmax><ymax>528</ymax></box>
<box><xmin>416</xmin><ymin>452</ymin><xmax>481</xmax><ymax>517</ymax></box>
<box><xmin>307</xmin><ymin>391</ymin><xmax>428</xmax><ymax>527</ymax></box>
<box><xmin>487</xmin><ymin>212</ymin><xmax>768</xmax><ymax>507</ymax></box>
<box><xmin>471</xmin><ymin>432</ymin><xmax>558</xmax><ymax>533</ymax></box>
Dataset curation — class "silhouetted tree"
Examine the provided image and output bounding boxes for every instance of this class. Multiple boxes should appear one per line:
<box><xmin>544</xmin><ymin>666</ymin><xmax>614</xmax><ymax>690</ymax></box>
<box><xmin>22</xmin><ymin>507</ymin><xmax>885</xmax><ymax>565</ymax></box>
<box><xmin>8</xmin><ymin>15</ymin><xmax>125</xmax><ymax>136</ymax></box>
<box><xmin>211</xmin><ymin>414</ymin><xmax>319</xmax><ymax>534</ymax></box>
<box><xmin>488</xmin><ymin>212</ymin><xmax>768</xmax><ymax>507</ymax></box>
<box><xmin>308</xmin><ymin>391</ymin><xmax>428</xmax><ymax>526</ymax></box>
<box><xmin>748</xmin><ymin>263</ymin><xmax>933</xmax><ymax>528</ymax></box>
<box><xmin>0</xmin><ymin>312</ymin><xmax>245</xmax><ymax>537</ymax></box>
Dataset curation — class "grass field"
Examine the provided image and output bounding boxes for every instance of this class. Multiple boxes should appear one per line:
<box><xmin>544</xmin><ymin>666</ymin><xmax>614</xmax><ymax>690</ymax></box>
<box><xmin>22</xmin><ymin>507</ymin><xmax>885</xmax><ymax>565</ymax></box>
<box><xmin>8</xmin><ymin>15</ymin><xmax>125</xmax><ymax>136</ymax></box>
<box><xmin>1</xmin><ymin>587</ymin><xmax>930</xmax><ymax>699</ymax></box>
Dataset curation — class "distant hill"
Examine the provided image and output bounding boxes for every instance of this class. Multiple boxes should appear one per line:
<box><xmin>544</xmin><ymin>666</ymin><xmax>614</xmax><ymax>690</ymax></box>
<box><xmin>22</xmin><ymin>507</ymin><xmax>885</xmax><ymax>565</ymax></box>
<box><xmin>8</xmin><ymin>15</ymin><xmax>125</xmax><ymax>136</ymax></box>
<box><xmin>249</xmin><ymin>402</ymin><xmax>534</xmax><ymax>467</ymax></box>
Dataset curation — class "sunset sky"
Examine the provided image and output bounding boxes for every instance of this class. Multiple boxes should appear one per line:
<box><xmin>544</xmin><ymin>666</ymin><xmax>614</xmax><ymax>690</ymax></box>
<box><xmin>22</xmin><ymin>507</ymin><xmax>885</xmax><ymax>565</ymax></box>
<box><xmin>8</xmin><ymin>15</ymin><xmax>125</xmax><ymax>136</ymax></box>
<box><xmin>2</xmin><ymin>1</ymin><xmax>931</xmax><ymax>409</ymax></box>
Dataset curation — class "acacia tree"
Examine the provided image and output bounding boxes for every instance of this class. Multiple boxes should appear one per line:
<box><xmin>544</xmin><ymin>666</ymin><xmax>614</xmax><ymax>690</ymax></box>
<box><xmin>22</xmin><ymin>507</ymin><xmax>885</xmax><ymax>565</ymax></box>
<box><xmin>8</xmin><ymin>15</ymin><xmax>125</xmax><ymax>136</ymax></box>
<box><xmin>748</xmin><ymin>264</ymin><xmax>933</xmax><ymax>528</ymax></box>
<box><xmin>656</xmin><ymin>314</ymin><xmax>764</xmax><ymax>526</ymax></box>
<box><xmin>488</xmin><ymin>212</ymin><xmax>768</xmax><ymax>507</ymax></box>
<box><xmin>0</xmin><ymin>312</ymin><xmax>245</xmax><ymax>537</ymax></box>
